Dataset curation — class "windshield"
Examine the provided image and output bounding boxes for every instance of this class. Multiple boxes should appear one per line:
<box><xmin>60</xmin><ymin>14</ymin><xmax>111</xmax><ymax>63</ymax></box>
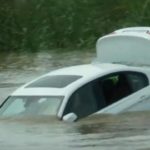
<box><xmin>0</xmin><ymin>96</ymin><xmax>63</xmax><ymax>117</ymax></box>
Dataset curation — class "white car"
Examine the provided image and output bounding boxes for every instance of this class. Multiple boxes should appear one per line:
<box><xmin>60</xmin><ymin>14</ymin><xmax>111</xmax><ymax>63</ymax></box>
<box><xmin>1</xmin><ymin>27</ymin><xmax>150</xmax><ymax>122</ymax></box>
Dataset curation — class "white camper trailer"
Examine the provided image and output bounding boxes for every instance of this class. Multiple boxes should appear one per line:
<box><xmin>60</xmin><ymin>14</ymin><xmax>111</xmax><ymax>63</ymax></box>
<box><xmin>1</xmin><ymin>27</ymin><xmax>150</xmax><ymax>122</ymax></box>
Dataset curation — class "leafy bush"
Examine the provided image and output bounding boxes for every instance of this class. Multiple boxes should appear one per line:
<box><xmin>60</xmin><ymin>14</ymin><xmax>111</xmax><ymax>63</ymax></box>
<box><xmin>0</xmin><ymin>0</ymin><xmax>150</xmax><ymax>52</ymax></box>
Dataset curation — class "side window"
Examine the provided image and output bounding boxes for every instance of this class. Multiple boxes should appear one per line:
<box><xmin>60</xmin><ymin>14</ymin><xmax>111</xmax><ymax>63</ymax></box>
<box><xmin>101</xmin><ymin>72</ymin><xmax>148</xmax><ymax>106</ymax></box>
<box><xmin>64</xmin><ymin>82</ymin><xmax>104</xmax><ymax>119</ymax></box>
<box><xmin>126</xmin><ymin>72</ymin><xmax>149</xmax><ymax>92</ymax></box>
<box><xmin>101</xmin><ymin>73</ymin><xmax>132</xmax><ymax>105</ymax></box>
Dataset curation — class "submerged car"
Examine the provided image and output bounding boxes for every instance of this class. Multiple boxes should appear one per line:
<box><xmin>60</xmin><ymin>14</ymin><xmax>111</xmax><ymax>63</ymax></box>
<box><xmin>1</xmin><ymin>27</ymin><xmax>150</xmax><ymax>122</ymax></box>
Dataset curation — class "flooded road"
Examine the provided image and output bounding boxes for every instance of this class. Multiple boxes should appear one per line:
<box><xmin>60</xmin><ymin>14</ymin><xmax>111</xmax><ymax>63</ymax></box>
<box><xmin>0</xmin><ymin>50</ymin><xmax>150</xmax><ymax>150</ymax></box>
<box><xmin>1</xmin><ymin>113</ymin><xmax>150</xmax><ymax>150</ymax></box>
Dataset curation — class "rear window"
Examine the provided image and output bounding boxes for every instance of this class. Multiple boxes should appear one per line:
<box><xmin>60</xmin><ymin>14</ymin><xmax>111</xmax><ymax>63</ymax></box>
<box><xmin>26</xmin><ymin>75</ymin><xmax>82</xmax><ymax>88</ymax></box>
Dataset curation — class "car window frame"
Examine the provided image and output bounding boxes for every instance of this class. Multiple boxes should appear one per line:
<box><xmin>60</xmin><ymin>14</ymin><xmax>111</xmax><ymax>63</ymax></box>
<box><xmin>63</xmin><ymin>71</ymin><xmax>149</xmax><ymax>120</ymax></box>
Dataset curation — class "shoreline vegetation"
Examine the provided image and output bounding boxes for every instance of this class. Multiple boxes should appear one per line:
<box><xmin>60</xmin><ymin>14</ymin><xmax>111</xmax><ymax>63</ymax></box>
<box><xmin>0</xmin><ymin>0</ymin><xmax>150</xmax><ymax>53</ymax></box>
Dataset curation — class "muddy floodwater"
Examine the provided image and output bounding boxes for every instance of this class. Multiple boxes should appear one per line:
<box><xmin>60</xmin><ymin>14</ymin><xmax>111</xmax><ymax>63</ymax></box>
<box><xmin>0</xmin><ymin>50</ymin><xmax>150</xmax><ymax>150</ymax></box>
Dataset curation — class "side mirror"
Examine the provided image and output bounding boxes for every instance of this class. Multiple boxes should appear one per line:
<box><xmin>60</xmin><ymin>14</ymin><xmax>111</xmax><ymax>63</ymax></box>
<box><xmin>63</xmin><ymin>112</ymin><xmax>78</xmax><ymax>122</ymax></box>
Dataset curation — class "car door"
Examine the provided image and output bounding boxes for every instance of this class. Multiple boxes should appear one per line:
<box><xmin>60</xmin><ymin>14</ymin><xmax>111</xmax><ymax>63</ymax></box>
<box><xmin>63</xmin><ymin>71</ymin><xmax>148</xmax><ymax>120</ymax></box>
<box><xmin>98</xmin><ymin>86</ymin><xmax>150</xmax><ymax>114</ymax></box>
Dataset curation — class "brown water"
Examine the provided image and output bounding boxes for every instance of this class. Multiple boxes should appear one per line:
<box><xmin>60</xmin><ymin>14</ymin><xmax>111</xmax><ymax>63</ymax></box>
<box><xmin>0</xmin><ymin>50</ymin><xmax>150</xmax><ymax>150</ymax></box>
<box><xmin>0</xmin><ymin>50</ymin><xmax>95</xmax><ymax>101</ymax></box>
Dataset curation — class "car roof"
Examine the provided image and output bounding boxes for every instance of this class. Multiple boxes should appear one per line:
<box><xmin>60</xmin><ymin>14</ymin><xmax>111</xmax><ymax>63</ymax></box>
<box><xmin>46</xmin><ymin>63</ymin><xmax>127</xmax><ymax>76</ymax></box>
<box><xmin>11</xmin><ymin>63</ymin><xmax>130</xmax><ymax>97</ymax></box>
